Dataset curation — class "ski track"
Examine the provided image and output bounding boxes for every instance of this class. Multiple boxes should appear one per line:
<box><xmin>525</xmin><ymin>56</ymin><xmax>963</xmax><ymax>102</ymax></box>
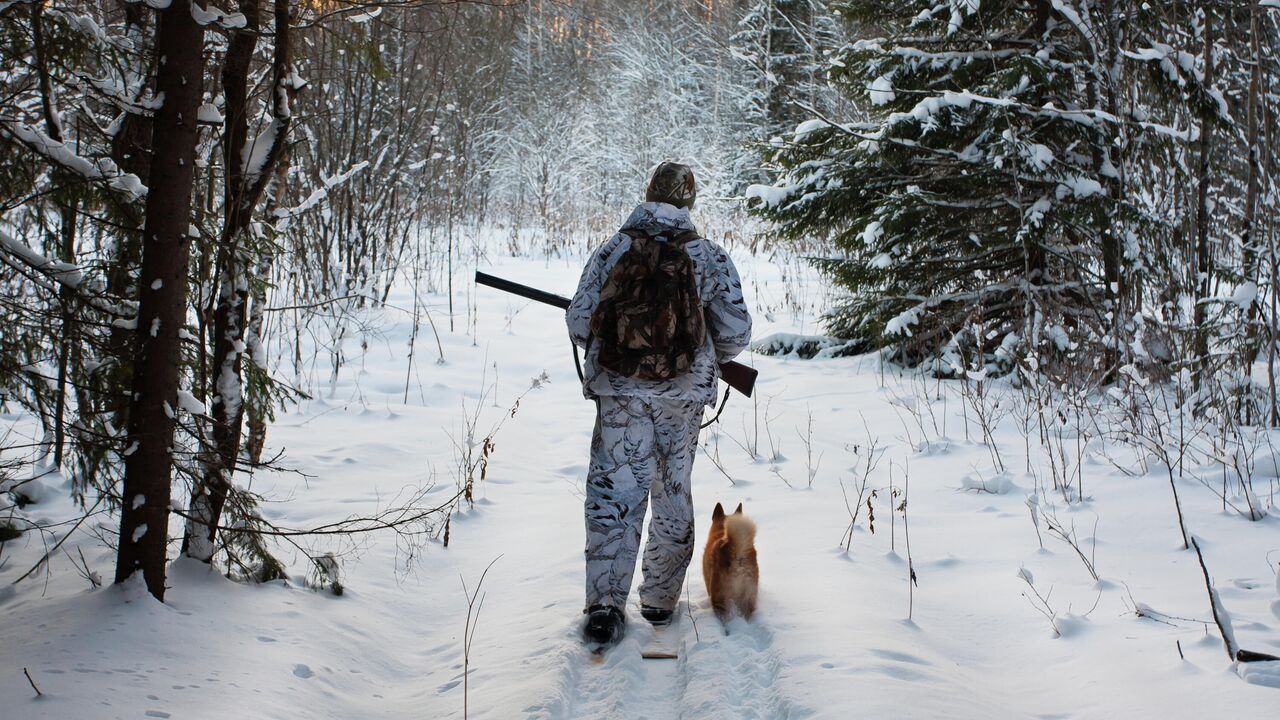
<box><xmin>529</xmin><ymin>606</ymin><xmax>806</xmax><ymax>720</ymax></box>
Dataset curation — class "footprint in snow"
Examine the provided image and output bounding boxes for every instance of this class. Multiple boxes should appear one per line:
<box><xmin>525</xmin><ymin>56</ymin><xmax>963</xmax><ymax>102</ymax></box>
<box><xmin>869</xmin><ymin>648</ymin><xmax>932</xmax><ymax>666</ymax></box>
<box><xmin>293</xmin><ymin>664</ymin><xmax>314</xmax><ymax>679</ymax></box>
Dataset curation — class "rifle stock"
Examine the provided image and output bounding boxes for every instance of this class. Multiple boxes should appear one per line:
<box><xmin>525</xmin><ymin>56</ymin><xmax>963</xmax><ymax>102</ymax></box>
<box><xmin>475</xmin><ymin>271</ymin><xmax>757</xmax><ymax>398</ymax></box>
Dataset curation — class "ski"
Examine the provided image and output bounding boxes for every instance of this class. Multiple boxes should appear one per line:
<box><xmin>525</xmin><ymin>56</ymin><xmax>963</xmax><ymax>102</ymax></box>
<box><xmin>640</xmin><ymin>620</ymin><xmax>679</xmax><ymax>660</ymax></box>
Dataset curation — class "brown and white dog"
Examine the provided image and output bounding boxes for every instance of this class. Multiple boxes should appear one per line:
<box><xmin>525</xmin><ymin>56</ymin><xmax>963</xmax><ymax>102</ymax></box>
<box><xmin>702</xmin><ymin>502</ymin><xmax>759</xmax><ymax>622</ymax></box>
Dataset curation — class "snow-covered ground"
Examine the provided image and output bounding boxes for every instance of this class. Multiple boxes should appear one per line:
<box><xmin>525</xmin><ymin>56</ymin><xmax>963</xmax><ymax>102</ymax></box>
<box><xmin>2</xmin><ymin>235</ymin><xmax>1279</xmax><ymax>719</ymax></box>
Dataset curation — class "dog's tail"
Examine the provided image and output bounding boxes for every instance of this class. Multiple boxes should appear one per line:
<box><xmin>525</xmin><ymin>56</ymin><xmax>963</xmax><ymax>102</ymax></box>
<box><xmin>724</xmin><ymin>513</ymin><xmax>756</xmax><ymax>548</ymax></box>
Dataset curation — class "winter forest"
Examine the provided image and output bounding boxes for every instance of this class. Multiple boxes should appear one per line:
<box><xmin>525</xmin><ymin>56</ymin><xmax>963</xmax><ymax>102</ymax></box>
<box><xmin>3</xmin><ymin>0</ymin><xmax>1280</xmax><ymax>717</ymax></box>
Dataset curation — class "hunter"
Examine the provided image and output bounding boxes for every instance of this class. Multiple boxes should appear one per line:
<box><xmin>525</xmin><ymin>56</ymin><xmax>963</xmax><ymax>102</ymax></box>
<box><xmin>565</xmin><ymin>161</ymin><xmax>753</xmax><ymax>647</ymax></box>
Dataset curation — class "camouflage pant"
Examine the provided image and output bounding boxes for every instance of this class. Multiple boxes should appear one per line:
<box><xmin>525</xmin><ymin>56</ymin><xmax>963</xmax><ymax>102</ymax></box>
<box><xmin>584</xmin><ymin>395</ymin><xmax>703</xmax><ymax>613</ymax></box>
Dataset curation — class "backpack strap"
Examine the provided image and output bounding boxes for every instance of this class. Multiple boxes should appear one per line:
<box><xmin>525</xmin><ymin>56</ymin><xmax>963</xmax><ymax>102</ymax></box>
<box><xmin>667</xmin><ymin>228</ymin><xmax>700</xmax><ymax>246</ymax></box>
<box><xmin>618</xmin><ymin>227</ymin><xmax>700</xmax><ymax>245</ymax></box>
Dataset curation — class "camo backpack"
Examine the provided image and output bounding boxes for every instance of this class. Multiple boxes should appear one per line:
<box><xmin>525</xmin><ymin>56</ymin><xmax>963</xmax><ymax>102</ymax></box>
<box><xmin>589</xmin><ymin>228</ymin><xmax>706</xmax><ymax>381</ymax></box>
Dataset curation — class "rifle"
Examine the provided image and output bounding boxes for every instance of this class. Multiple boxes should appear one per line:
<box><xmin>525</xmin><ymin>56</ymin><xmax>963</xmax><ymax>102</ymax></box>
<box><xmin>475</xmin><ymin>271</ymin><xmax>757</xmax><ymax>398</ymax></box>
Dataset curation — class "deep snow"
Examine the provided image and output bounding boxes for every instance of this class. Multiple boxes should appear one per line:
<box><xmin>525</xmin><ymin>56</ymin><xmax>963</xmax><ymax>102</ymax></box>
<box><xmin>1</xmin><ymin>235</ymin><xmax>1279</xmax><ymax>719</ymax></box>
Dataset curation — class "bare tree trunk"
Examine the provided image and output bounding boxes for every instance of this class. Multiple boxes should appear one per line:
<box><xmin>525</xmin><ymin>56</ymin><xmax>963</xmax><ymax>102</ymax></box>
<box><xmin>1241</xmin><ymin>0</ymin><xmax>1262</xmax><ymax>376</ymax></box>
<box><xmin>115</xmin><ymin>0</ymin><xmax>207</xmax><ymax>601</ymax></box>
<box><xmin>31</xmin><ymin>3</ymin><xmax>80</xmax><ymax>469</ymax></box>
<box><xmin>183</xmin><ymin>0</ymin><xmax>293</xmax><ymax>561</ymax></box>
<box><xmin>51</xmin><ymin>205</ymin><xmax>77</xmax><ymax>469</ymax></box>
<box><xmin>246</xmin><ymin>141</ymin><xmax>293</xmax><ymax>466</ymax></box>
<box><xmin>1193</xmin><ymin>12</ymin><xmax>1215</xmax><ymax>381</ymax></box>
<box><xmin>1092</xmin><ymin>0</ymin><xmax>1126</xmax><ymax>375</ymax></box>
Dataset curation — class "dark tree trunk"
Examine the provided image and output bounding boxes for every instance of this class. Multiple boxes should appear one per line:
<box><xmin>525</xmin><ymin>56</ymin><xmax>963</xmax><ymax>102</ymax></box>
<box><xmin>1241</xmin><ymin>0</ymin><xmax>1262</xmax><ymax>372</ymax></box>
<box><xmin>52</xmin><ymin>205</ymin><xmax>77</xmax><ymax>469</ymax></box>
<box><xmin>31</xmin><ymin>3</ymin><xmax>80</xmax><ymax>469</ymax></box>
<box><xmin>1193</xmin><ymin>12</ymin><xmax>1215</xmax><ymax>379</ymax></box>
<box><xmin>114</xmin><ymin>0</ymin><xmax>206</xmax><ymax>601</ymax></box>
<box><xmin>106</xmin><ymin>2</ymin><xmax>154</xmax><ymax>432</ymax></box>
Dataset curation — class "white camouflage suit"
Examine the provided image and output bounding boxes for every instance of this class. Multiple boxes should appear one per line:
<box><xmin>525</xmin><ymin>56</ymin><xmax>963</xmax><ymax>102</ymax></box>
<box><xmin>566</xmin><ymin>202</ymin><xmax>752</xmax><ymax>614</ymax></box>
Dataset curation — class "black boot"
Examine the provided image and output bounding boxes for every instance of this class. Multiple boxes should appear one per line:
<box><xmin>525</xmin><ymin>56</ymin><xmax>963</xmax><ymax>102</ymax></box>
<box><xmin>583</xmin><ymin>605</ymin><xmax>626</xmax><ymax>648</ymax></box>
<box><xmin>640</xmin><ymin>605</ymin><xmax>673</xmax><ymax>626</ymax></box>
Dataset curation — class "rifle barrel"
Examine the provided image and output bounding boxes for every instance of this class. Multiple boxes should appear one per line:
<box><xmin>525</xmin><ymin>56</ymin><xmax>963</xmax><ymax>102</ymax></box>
<box><xmin>475</xmin><ymin>271</ymin><xmax>570</xmax><ymax>310</ymax></box>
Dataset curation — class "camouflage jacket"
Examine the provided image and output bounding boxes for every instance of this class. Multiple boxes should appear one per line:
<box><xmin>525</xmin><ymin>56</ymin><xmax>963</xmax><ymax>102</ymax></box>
<box><xmin>567</xmin><ymin>202</ymin><xmax>753</xmax><ymax>405</ymax></box>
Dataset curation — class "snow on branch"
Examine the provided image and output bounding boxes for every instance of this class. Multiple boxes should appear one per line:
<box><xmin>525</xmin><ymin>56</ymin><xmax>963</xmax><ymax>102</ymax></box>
<box><xmin>745</xmin><ymin>183</ymin><xmax>797</xmax><ymax>209</ymax></box>
<box><xmin>1123</xmin><ymin>42</ymin><xmax>1231</xmax><ymax>125</ymax></box>
<box><xmin>124</xmin><ymin>0</ymin><xmax>174</xmax><ymax>10</ymax></box>
<box><xmin>0</xmin><ymin>227</ymin><xmax>135</xmax><ymax>318</ymax></box>
<box><xmin>0</xmin><ymin>117</ymin><xmax>147</xmax><ymax>202</ymax></box>
<box><xmin>241</xmin><ymin>119</ymin><xmax>286</xmax><ymax>181</ymax></box>
<box><xmin>0</xmin><ymin>227</ymin><xmax>81</xmax><ymax>287</ymax></box>
<box><xmin>82</xmin><ymin>74</ymin><xmax>164</xmax><ymax>117</ymax></box>
<box><xmin>1123</xmin><ymin>43</ymin><xmax>1198</xmax><ymax>86</ymax></box>
<box><xmin>890</xmin><ymin>46</ymin><xmax>1023</xmax><ymax>62</ymax></box>
<box><xmin>191</xmin><ymin>3</ymin><xmax>247</xmax><ymax>30</ymax></box>
<box><xmin>1049</xmin><ymin>0</ymin><xmax>1100</xmax><ymax>53</ymax></box>
<box><xmin>46</xmin><ymin>10</ymin><xmax>112</xmax><ymax>48</ymax></box>
<box><xmin>877</xmin><ymin>88</ymin><xmax>1195</xmax><ymax>141</ymax></box>
<box><xmin>345</xmin><ymin>7</ymin><xmax>382</xmax><ymax>23</ymax></box>
<box><xmin>946</xmin><ymin>0</ymin><xmax>980</xmax><ymax>36</ymax></box>
<box><xmin>272</xmin><ymin>161</ymin><xmax>370</xmax><ymax>223</ymax></box>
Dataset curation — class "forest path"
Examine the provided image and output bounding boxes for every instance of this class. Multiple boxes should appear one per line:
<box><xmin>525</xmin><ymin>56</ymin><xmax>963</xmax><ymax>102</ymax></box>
<box><xmin>544</xmin><ymin>605</ymin><xmax>804</xmax><ymax>720</ymax></box>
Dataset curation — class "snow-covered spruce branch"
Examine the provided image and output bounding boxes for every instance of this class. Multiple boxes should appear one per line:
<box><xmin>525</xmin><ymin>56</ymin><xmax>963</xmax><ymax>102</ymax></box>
<box><xmin>0</xmin><ymin>227</ymin><xmax>135</xmax><ymax>318</ymax></box>
<box><xmin>876</xmin><ymin>277</ymin><xmax>1097</xmax><ymax>309</ymax></box>
<box><xmin>848</xmin><ymin>39</ymin><xmax>1028</xmax><ymax>62</ymax></box>
<box><xmin>772</xmin><ymin>106</ymin><xmax>1074</xmax><ymax>197</ymax></box>
<box><xmin>792</xmin><ymin>85</ymin><xmax>1194</xmax><ymax>152</ymax></box>
<box><xmin>76</xmin><ymin>72</ymin><xmax>164</xmax><ymax>119</ymax></box>
<box><xmin>40</xmin><ymin>9</ymin><xmax>116</xmax><ymax>50</ymax></box>
<box><xmin>849</xmin><ymin>35</ymin><xmax>1041</xmax><ymax>52</ymax></box>
<box><xmin>1047</xmin><ymin>0</ymin><xmax>1101</xmax><ymax>56</ymax></box>
<box><xmin>0</xmin><ymin>117</ymin><xmax>147</xmax><ymax>202</ymax></box>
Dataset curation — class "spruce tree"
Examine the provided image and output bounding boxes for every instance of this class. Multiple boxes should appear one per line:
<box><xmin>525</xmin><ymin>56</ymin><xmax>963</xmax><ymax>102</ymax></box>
<box><xmin>748</xmin><ymin>0</ymin><xmax>1182</xmax><ymax>373</ymax></box>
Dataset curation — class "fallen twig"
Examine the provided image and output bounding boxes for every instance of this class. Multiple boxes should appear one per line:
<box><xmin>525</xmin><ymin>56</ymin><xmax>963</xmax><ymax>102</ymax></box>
<box><xmin>1190</xmin><ymin>536</ymin><xmax>1280</xmax><ymax>663</ymax></box>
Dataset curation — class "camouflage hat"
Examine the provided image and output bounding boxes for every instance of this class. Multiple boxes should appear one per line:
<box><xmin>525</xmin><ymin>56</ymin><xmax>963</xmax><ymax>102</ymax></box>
<box><xmin>645</xmin><ymin>161</ymin><xmax>697</xmax><ymax>210</ymax></box>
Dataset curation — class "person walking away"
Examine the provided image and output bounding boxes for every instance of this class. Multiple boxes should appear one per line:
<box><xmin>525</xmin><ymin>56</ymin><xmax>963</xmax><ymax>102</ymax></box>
<box><xmin>565</xmin><ymin>161</ymin><xmax>752</xmax><ymax>648</ymax></box>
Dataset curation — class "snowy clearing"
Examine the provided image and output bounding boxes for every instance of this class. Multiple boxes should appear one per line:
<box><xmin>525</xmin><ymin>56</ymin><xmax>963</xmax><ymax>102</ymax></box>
<box><xmin>2</xmin><ymin>246</ymin><xmax>1278</xmax><ymax>719</ymax></box>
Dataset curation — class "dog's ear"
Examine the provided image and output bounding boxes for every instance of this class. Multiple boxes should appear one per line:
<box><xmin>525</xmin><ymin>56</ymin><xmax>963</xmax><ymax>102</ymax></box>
<box><xmin>712</xmin><ymin>502</ymin><xmax>725</xmax><ymax>520</ymax></box>
<box><xmin>733</xmin><ymin>502</ymin><xmax>743</xmax><ymax>515</ymax></box>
